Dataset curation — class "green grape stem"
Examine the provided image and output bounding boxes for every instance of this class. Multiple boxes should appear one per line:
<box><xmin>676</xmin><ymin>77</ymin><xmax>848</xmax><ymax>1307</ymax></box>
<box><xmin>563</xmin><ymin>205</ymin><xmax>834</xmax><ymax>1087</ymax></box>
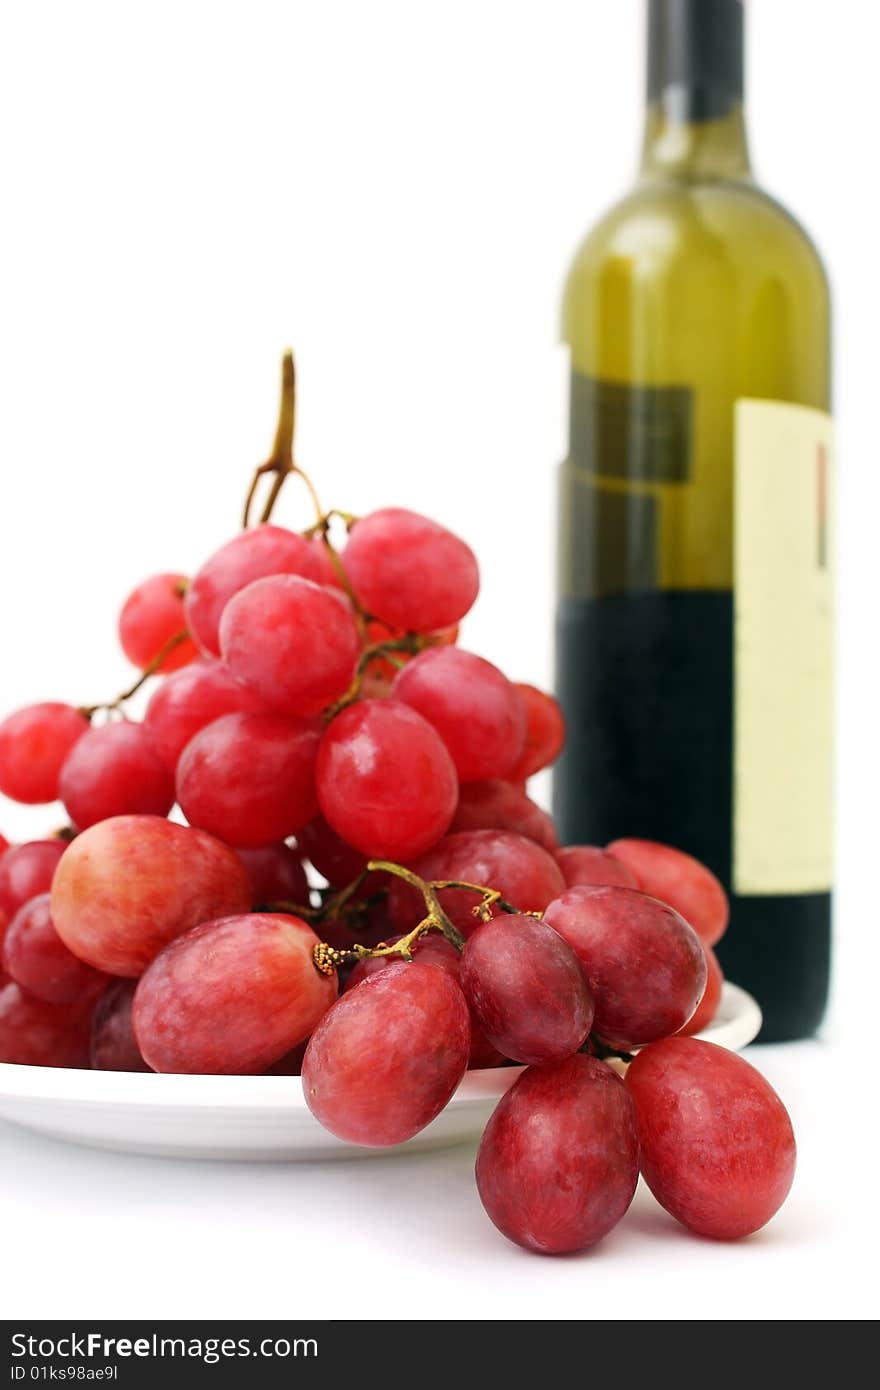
<box><xmin>322</xmin><ymin>633</ymin><xmax>434</xmax><ymax>721</ymax></box>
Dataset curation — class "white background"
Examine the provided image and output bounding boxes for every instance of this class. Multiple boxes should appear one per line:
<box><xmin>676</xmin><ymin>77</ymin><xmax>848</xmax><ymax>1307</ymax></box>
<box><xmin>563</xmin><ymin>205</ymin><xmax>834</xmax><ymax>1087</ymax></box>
<box><xmin>0</xmin><ymin>0</ymin><xmax>877</xmax><ymax>1321</ymax></box>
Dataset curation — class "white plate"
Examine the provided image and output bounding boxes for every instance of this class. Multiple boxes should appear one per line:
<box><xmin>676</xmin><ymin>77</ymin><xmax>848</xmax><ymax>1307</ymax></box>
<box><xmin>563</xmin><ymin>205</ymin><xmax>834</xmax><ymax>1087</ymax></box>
<box><xmin>0</xmin><ymin>982</ymin><xmax>761</xmax><ymax>1161</ymax></box>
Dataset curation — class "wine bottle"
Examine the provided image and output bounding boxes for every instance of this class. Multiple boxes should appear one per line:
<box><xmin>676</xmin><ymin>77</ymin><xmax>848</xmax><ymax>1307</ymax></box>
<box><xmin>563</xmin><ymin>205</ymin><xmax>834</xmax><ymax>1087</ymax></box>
<box><xmin>554</xmin><ymin>0</ymin><xmax>832</xmax><ymax>1041</ymax></box>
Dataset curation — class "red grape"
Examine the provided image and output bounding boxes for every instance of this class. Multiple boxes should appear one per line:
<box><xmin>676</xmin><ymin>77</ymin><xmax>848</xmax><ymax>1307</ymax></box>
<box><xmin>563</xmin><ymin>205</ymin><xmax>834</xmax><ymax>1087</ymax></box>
<box><xmin>220</xmin><ymin>574</ymin><xmax>360</xmax><ymax>716</ymax></box>
<box><xmin>451</xmin><ymin>780</ymin><xmax>558</xmax><ymax>852</ymax></box>
<box><xmin>679</xmin><ymin>944</ymin><xmax>724</xmax><ymax>1035</ymax></box>
<box><xmin>297</xmin><ymin>820</ymin><xmax>392</xmax><ymax>934</ymax></box>
<box><xmin>0</xmin><ymin>980</ymin><xmax>92</xmax><ymax>1067</ymax></box>
<box><xmin>316</xmin><ymin>701</ymin><xmax>457</xmax><ymax>861</ymax></box>
<box><xmin>176</xmin><ymin>711</ymin><xmax>319</xmax><ymax>847</ymax></box>
<box><xmin>391</xmin><ymin>648</ymin><xmax>526</xmax><ymax>782</ymax></box>
<box><xmin>0</xmin><ymin>703</ymin><xmax>89</xmax><ymax>804</ymax></box>
<box><xmin>185</xmin><ymin>524</ymin><xmax>323</xmax><ymax>656</ymax></box>
<box><xmin>297</xmin><ymin>815</ymin><xmax>371</xmax><ymax>887</ymax></box>
<box><xmin>556</xmin><ymin>845</ymin><xmax>637</xmax><ymax>890</ymax></box>
<box><xmin>302</xmin><ymin>961</ymin><xmax>470</xmax><ymax>1145</ymax></box>
<box><xmin>143</xmin><ymin>659</ymin><xmax>267</xmax><ymax>772</ymax></box>
<box><xmin>0</xmin><ymin>840</ymin><xmax>67</xmax><ymax>937</ymax></box>
<box><xmin>235</xmin><ymin>843</ymin><xmax>310</xmax><ymax>908</ymax></box>
<box><xmin>133</xmin><ymin>913</ymin><xmax>337</xmax><ymax>1074</ymax></box>
<box><xmin>118</xmin><ymin>573</ymin><xmax>198</xmax><ymax>673</ymax></box>
<box><xmin>626</xmin><ymin>1037</ymin><xmax>796</xmax><ymax>1239</ymax></box>
<box><xmin>543</xmin><ymin>886</ymin><xmax>707</xmax><ymax>1048</ymax></box>
<box><xmin>59</xmin><ymin>721</ymin><xmax>175</xmax><ymax>830</ymax></box>
<box><xmin>460</xmin><ymin>915</ymin><xmax>593</xmax><ymax>1064</ymax></box>
<box><xmin>606</xmin><ymin>839</ymin><xmax>729</xmax><ymax>947</ymax></box>
<box><xmin>264</xmin><ymin>1038</ymin><xmax>310</xmax><ymax>1075</ymax></box>
<box><xmin>506</xmin><ymin>684</ymin><xmax>566</xmax><ymax>782</ymax></box>
<box><xmin>341</xmin><ymin>931</ymin><xmax>505</xmax><ymax>1069</ymax></box>
<box><xmin>3</xmin><ymin>893</ymin><xmax>108</xmax><ymax>1005</ymax></box>
<box><xmin>90</xmin><ymin>980</ymin><xmax>151</xmax><ymax>1072</ymax></box>
<box><xmin>389</xmin><ymin>829</ymin><xmax>565</xmax><ymax>938</ymax></box>
<box><xmin>342</xmin><ymin>508</ymin><xmax>479</xmax><ymax>633</ymax></box>
<box><xmin>476</xmin><ymin>1054</ymin><xmax>639</xmax><ymax>1254</ymax></box>
<box><xmin>318</xmin><ymin>903</ymin><xmax>393</xmax><ymax>953</ymax></box>
<box><xmin>50</xmin><ymin>815</ymin><xmax>252</xmax><ymax>975</ymax></box>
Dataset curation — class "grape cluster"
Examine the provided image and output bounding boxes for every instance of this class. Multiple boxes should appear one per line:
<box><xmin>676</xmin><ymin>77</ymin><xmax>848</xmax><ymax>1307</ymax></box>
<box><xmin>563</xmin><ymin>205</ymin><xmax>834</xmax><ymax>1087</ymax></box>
<box><xmin>0</xmin><ymin>357</ymin><xmax>796</xmax><ymax>1256</ymax></box>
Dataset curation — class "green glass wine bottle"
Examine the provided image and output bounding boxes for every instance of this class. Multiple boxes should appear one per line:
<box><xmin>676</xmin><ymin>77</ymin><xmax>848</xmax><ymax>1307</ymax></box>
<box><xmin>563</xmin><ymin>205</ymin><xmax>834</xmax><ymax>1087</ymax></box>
<box><xmin>554</xmin><ymin>0</ymin><xmax>832</xmax><ymax>1040</ymax></box>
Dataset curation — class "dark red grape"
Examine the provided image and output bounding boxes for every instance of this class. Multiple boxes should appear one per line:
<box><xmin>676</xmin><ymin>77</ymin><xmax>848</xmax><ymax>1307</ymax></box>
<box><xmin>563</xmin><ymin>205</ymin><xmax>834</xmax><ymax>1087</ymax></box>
<box><xmin>391</xmin><ymin>648</ymin><xmax>525</xmax><ymax>782</ymax></box>
<box><xmin>90</xmin><ymin>980</ymin><xmax>151</xmax><ymax>1072</ymax></box>
<box><xmin>3</xmin><ymin>893</ymin><xmax>108</xmax><ymax>1005</ymax></box>
<box><xmin>626</xmin><ymin>1037</ymin><xmax>796</xmax><ymax>1239</ymax></box>
<box><xmin>606</xmin><ymin>839</ymin><xmax>729</xmax><ymax>946</ymax></box>
<box><xmin>0</xmin><ymin>840</ymin><xmax>67</xmax><ymax>938</ymax></box>
<box><xmin>467</xmin><ymin>1027</ymin><xmax>507</xmax><ymax>1070</ymax></box>
<box><xmin>220</xmin><ymin>574</ymin><xmax>360</xmax><ymax>716</ymax></box>
<box><xmin>133</xmin><ymin>913</ymin><xmax>337</xmax><ymax>1074</ymax></box>
<box><xmin>318</xmin><ymin>903</ymin><xmax>393</xmax><ymax>952</ymax></box>
<box><xmin>460</xmin><ymin>915</ymin><xmax>593</xmax><ymax>1064</ymax></box>
<box><xmin>51</xmin><ymin>815</ymin><xmax>252</xmax><ymax>976</ymax></box>
<box><xmin>144</xmin><ymin>659</ymin><xmax>267</xmax><ymax>771</ymax></box>
<box><xmin>506</xmin><ymin>685</ymin><xmax>565</xmax><ymax>782</ymax></box>
<box><xmin>185</xmin><ymin>524</ymin><xmax>323</xmax><ymax>656</ymax></box>
<box><xmin>118</xmin><ymin>572</ymin><xmax>198</xmax><ymax>672</ymax></box>
<box><xmin>317</xmin><ymin>701</ymin><xmax>457</xmax><ymax>861</ymax></box>
<box><xmin>296</xmin><ymin>820</ymin><xmax>392</xmax><ymax>921</ymax></box>
<box><xmin>389</xmin><ymin>829</ymin><xmax>565</xmax><ymax>938</ymax></box>
<box><xmin>264</xmin><ymin>1038</ymin><xmax>310</xmax><ymax>1075</ymax></box>
<box><xmin>342</xmin><ymin>508</ymin><xmax>479</xmax><ymax>633</ymax></box>
<box><xmin>476</xmin><ymin>1054</ymin><xmax>639</xmax><ymax>1254</ymax></box>
<box><xmin>176</xmin><ymin>711</ymin><xmax>319</xmax><ymax>847</ymax></box>
<box><xmin>302</xmin><ymin>961</ymin><xmax>470</xmax><ymax>1144</ymax></box>
<box><xmin>297</xmin><ymin>815</ymin><xmax>371</xmax><ymax>887</ymax></box>
<box><xmin>0</xmin><ymin>980</ymin><xmax>92</xmax><ymax>1067</ymax></box>
<box><xmin>543</xmin><ymin>886</ymin><xmax>706</xmax><ymax>1048</ymax></box>
<box><xmin>451</xmin><ymin>780</ymin><xmax>558</xmax><ymax>852</ymax></box>
<box><xmin>678</xmin><ymin>945</ymin><xmax>724</xmax><ymax>1035</ymax></box>
<box><xmin>235</xmin><ymin>843</ymin><xmax>310</xmax><ymax>908</ymax></box>
<box><xmin>59</xmin><ymin>721</ymin><xmax>175</xmax><ymax>830</ymax></box>
<box><xmin>0</xmin><ymin>703</ymin><xmax>89</xmax><ymax>804</ymax></box>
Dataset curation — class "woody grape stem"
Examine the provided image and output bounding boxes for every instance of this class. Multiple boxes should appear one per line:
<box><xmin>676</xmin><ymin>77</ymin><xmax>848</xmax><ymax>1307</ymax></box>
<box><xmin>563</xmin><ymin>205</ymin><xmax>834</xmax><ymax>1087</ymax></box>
<box><xmin>241</xmin><ymin>352</ymin><xmax>326</xmax><ymax>529</ymax></box>
<box><xmin>80</xmin><ymin>629</ymin><xmax>191</xmax><ymax>719</ymax></box>
<box><xmin>310</xmin><ymin>862</ymin><xmax>530</xmax><ymax>975</ymax></box>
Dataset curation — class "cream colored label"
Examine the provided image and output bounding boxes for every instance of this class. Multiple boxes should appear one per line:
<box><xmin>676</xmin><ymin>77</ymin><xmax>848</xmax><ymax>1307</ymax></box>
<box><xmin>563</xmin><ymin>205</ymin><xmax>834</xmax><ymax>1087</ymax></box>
<box><xmin>734</xmin><ymin>400</ymin><xmax>833</xmax><ymax>896</ymax></box>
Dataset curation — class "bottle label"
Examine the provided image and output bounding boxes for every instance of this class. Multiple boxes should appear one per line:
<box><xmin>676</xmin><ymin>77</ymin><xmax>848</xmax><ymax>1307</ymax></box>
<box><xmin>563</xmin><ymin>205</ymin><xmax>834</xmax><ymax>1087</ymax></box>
<box><xmin>733</xmin><ymin>400</ymin><xmax>834</xmax><ymax>895</ymax></box>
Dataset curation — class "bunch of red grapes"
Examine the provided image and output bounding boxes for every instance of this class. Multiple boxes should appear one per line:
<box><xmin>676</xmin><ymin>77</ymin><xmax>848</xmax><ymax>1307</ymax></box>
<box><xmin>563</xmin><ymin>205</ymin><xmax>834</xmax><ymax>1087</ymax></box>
<box><xmin>0</xmin><ymin>359</ymin><xmax>795</xmax><ymax>1255</ymax></box>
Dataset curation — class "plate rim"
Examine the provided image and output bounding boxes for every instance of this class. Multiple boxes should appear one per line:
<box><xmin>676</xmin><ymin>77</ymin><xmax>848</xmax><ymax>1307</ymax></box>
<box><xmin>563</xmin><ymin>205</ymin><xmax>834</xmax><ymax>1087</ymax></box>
<box><xmin>0</xmin><ymin>981</ymin><xmax>761</xmax><ymax>1110</ymax></box>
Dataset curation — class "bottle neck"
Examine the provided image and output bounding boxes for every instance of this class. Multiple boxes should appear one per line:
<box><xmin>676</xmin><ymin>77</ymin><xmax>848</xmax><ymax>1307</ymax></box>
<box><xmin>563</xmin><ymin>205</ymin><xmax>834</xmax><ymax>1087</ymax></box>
<box><xmin>639</xmin><ymin>100</ymin><xmax>751</xmax><ymax>182</ymax></box>
<box><xmin>640</xmin><ymin>0</ymin><xmax>751</xmax><ymax>182</ymax></box>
